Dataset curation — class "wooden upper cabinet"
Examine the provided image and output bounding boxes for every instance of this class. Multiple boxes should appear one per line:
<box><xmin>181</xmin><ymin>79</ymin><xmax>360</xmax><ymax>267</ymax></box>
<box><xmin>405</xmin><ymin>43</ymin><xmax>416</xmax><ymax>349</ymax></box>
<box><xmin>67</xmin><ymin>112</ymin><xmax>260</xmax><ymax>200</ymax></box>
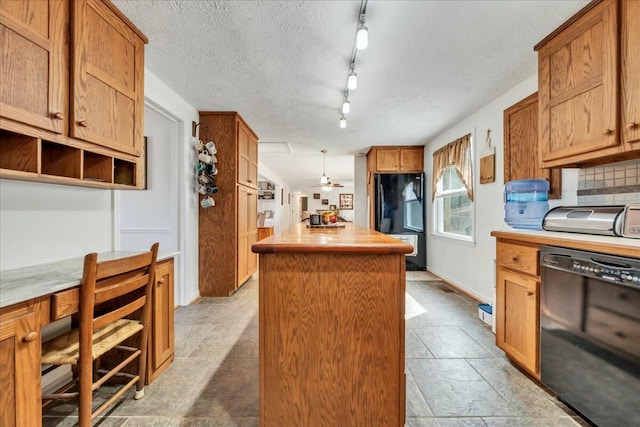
<box><xmin>71</xmin><ymin>0</ymin><xmax>145</xmax><ymax>156</ymax></box>
<box><xmin>504</xmin><ymin>93</ymin><xmax>561</xmax><ymax>199</ymax></box>
<box><xmin>400</xmin><ymin>147</ymin><xmax>423</xmax><ymax>172</ymax></box>
<box><xmin>0</xmin><ymin>0</ymin><xmax>68</xmax><ymax>134</ymax></box>
<box><xmin>621</xmin><ymin>0</ymin><xmax>640</xmax><ymax>149</ymax></box>
<box><xmin>376</xmin><ymin>149</ymin><xmax>400</xmax><ymax>172</ymax></box>
<box><xmin>536</xmin><ymin>0</ymin><xmax>640</xmax><ymax>167</ymax></box>
<box><xmin>368</xmin><ymin>146</ymin><xmax>424</xmax><ymax>173</ymax></box>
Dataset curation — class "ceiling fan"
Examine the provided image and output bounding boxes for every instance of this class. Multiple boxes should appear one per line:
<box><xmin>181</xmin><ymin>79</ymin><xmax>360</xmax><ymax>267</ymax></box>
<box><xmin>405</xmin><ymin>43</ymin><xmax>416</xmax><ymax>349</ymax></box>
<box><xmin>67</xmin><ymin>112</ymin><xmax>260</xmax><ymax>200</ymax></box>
<box><xmin>311</xmin><ymin>150</ymin><xmax>344</xmax><ymax>190</ymax></box>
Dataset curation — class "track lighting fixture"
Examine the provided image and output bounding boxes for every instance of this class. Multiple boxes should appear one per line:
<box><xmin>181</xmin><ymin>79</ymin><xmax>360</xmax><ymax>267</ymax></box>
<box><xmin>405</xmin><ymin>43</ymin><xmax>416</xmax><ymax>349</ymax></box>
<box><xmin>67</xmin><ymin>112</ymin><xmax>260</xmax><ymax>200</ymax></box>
<box><xmin>342</xmin><ymin>92</ymin><xmax>350</xmax><ymax>114</ymax></box>
<box><xmin>347</xmin><ymin>65</ymin><xmax>357</xmax><ymax>90</ymax></box>
<box><xmin>356</xmin><ymin>14</ymin><xmax>368</xmax><ymax>50</ymax></box>
<box><xmin>338</xmin><ymin>0</ymin><xmax>367</xmax><ymax>129</ymax></box>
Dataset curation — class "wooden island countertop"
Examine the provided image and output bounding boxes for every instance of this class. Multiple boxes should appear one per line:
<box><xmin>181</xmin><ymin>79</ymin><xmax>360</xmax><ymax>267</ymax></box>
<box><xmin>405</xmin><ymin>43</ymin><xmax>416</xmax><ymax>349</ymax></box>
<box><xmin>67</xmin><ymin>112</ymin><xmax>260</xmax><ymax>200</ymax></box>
<box><xmin>252</xmin><ymin>223</ymin><xmax>412</xmax><ymax>426</ymax></box>
<box><xmin>252</xmin><ymin>222</ymin><xmax>414</xmax><ymax>254</ymax></box>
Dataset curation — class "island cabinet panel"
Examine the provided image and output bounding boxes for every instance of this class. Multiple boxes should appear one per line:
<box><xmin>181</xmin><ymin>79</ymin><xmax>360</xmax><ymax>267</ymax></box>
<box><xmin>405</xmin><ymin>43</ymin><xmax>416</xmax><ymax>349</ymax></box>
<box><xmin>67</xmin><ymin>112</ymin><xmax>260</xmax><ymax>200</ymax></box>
<box><xmin>71</xmin><ymin>0</ymin><xmax>145</xmax><ymax>156</ymax></box>
<box><xmin>0</xmin><ymin>298</ymin><xmax>43</xmax><ymax>427</ymax></box>
<box><xmin>0</xmin><ymin>0</ymin><xmax>68</xmax><ymax>134</ymax></box>
<box><xmin>259</xmin><ymin>252</ymin><xmax>405</xmax><ymax>426</ymax></box>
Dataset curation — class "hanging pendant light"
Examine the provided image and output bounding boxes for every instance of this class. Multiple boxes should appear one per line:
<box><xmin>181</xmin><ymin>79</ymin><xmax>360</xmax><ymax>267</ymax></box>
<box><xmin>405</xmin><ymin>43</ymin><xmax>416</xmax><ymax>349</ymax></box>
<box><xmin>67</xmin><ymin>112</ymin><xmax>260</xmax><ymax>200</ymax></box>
<box><xmin>320</xmin><ymin>149</ymin><xmax>330</xmax><ymax>184</ymax></box>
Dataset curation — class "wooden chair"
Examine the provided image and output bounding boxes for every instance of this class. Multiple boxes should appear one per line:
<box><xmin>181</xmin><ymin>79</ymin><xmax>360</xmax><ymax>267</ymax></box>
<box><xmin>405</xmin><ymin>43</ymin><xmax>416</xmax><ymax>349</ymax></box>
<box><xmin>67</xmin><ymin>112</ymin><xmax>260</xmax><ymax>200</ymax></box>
<box><xmin>42</xmin><ymin>243</ymin><xmax>159</xmax><ymax>425</ymax></box>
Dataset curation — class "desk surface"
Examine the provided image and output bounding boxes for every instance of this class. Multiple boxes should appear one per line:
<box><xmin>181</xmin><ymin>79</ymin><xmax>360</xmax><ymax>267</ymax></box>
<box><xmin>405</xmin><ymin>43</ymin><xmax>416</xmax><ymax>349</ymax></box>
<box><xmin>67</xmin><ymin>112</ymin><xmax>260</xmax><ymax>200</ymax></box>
<box><xmin>0</xmin><ymin>251</ymin><xmax>178</xmax><ymax>308</ymax></box>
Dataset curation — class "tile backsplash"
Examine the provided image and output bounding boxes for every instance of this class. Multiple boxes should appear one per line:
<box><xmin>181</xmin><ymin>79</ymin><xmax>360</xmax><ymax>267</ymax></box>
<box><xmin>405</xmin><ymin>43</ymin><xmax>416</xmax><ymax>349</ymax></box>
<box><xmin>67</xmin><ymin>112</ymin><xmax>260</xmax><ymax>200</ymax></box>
<box><xmin>577</xmin><ymin>159</ymin><xmax>640</xmax><ymax>205</ymax></box>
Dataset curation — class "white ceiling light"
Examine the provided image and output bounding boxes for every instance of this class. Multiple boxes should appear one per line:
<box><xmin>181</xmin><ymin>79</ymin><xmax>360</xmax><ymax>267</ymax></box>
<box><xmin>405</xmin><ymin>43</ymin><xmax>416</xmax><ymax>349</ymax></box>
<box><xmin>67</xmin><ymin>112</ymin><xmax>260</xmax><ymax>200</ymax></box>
<box><xmin>339</xmin><ymin>116</ymin><xmax>347</xmax><ymax>128</ymax></box>
<box><xmin>347</xmin><ymin>66</ymin><xmax>357</xmax><ymax>90</ymax></box>
<box><xmin>342</xmin><ymin>94</ymin><xmax>350</xmax><ymax>114</ymax></box>
<box><xmin>356</xmin><ymin>14</ymin><xmax>368</xmax><ymax>50</ymax></box>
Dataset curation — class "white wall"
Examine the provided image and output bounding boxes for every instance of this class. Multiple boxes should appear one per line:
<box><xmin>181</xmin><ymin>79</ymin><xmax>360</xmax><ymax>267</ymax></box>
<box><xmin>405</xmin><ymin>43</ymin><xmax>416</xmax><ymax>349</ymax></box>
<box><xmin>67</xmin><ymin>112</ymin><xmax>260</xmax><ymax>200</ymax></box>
<box><xmin>142</xmin><ymin>69</ymin><xmax>200</xmax><ymax>305</ymax></box>
<box><xmin>0</xmin><ymin>181</ymin><xmax>113</xmax><ymax>270</ymax></box>
<box><xmin>258</xmin><ymin>162</ymin><xmax>291</xmax><ymax>233</ymax></box>
<box><xmin>425</xmin><ymin>73</ymin><xmax>578</xmax><ymax>303</ymax></box>
<box><xmin>353</xmin><ymin>155</ymin><xmax>368</xmax><ymax>227</ymax></box>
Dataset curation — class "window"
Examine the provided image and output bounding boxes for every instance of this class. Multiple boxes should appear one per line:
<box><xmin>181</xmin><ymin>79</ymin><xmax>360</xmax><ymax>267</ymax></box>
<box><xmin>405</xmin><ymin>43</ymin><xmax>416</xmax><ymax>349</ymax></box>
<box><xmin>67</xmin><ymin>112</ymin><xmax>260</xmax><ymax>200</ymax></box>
<box><xmin>431</xmin><ymin>133</ymin><xmax>474</xmax><ymax>241</ymax></box>
<box><xmin>433</xmin><ymin>166</ymin><xmax>473</xmax><ymax>240</ymax></box>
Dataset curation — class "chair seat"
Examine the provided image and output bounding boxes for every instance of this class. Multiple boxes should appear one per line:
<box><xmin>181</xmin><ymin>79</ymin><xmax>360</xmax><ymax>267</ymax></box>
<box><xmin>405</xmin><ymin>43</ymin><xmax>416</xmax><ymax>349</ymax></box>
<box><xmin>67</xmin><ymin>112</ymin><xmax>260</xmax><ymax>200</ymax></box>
<box><xmin>42</xmin><ymin>319</ymin><xmax>143</xmax><ymax>365</ymax></box>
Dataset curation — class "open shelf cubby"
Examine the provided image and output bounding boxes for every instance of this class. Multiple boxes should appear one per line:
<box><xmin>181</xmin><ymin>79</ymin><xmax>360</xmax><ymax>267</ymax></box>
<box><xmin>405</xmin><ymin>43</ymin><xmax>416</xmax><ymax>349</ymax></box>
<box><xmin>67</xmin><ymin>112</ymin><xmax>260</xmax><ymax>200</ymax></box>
<box><xmin>83</xmin><ymin>151</ymin><xmax>113</xmax><ymax>183</ymax></box>
<box><xmin>41</xmin><ymin>141</ymin><xmax>81</xmax><ymax>179</ymax></box>
<box><xmin>0</xmin><ymin>130</ymin><xmax>38</xmax><ymax>173</ymax></box>
<box><xmin>114</xmin><ymin>158</ymin><xmax>136</xmax><ymax>186</ymax></box>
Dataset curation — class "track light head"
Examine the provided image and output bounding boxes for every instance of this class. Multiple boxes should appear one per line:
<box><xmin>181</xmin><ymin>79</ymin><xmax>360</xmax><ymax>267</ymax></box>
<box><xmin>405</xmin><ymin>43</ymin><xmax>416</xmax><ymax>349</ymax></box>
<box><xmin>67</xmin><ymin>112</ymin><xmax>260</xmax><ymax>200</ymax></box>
<box><xmin>356</xmin><ymin>14</ymin><xmax>368</xmax><ymax>50</ymax></box>
<box><xmin>339</xmin><ymin>116</ymin><xmax>347</xmax><ymax>128</ymax></box>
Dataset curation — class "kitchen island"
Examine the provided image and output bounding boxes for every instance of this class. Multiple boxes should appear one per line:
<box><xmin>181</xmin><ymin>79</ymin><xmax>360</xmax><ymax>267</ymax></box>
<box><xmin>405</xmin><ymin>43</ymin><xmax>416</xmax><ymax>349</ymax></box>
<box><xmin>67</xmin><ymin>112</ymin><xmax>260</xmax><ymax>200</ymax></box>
<box><xmin>252</xmin><ymin>223</ymin><xmax>413</xmax><ymax>426</ymax></box>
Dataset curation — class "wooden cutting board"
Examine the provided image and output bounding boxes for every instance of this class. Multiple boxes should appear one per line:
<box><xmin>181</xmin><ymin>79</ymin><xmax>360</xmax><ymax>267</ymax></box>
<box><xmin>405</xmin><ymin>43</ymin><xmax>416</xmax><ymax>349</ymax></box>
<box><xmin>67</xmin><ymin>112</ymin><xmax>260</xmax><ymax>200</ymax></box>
<box><xmin>480</xmin><ymin>153</ymin><xmax>495</xmax><ymax>184</ymax></box>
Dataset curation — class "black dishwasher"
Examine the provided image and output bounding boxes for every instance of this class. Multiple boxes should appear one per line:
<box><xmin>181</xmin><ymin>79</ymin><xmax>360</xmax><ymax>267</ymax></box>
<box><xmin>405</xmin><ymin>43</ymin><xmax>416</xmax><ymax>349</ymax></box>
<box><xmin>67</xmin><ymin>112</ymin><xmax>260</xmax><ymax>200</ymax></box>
<box><xmin>540</xmin><ymin>246</ymin><xmax>640</xmax><ymax>427</ymax></box>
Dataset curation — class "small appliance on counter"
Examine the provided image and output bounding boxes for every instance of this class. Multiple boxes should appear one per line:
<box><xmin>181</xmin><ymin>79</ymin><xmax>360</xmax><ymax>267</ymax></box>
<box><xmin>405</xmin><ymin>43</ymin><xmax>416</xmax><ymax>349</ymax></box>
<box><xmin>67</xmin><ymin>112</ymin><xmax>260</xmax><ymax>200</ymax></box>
<box><xmin>542</xmin><ymin>204</ymin><xmax>639</xmax><ymax>238</ymax></box>
<box><xmin>504</xmin><ymin>179</ymin><xmax>549</xmax><ymax>229</ymax></box>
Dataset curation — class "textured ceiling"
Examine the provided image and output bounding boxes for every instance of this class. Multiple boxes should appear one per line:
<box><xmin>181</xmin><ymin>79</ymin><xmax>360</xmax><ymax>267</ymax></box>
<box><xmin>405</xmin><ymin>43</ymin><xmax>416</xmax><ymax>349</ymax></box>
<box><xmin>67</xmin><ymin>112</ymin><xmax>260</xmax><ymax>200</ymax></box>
<box><xmin>113</xmin><ymin>0</ymin><xmax>588</xmax><ymax>190</ymax></box>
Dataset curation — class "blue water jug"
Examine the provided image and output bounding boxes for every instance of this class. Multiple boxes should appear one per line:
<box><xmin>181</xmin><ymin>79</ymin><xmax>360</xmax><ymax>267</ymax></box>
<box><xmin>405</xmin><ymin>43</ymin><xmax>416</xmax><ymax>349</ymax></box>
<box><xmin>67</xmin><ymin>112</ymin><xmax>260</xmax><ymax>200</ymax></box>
<box><xmin>504</xmin><ymin>179</ymin><xmax>549</xmax><ymax>229</ymax></box>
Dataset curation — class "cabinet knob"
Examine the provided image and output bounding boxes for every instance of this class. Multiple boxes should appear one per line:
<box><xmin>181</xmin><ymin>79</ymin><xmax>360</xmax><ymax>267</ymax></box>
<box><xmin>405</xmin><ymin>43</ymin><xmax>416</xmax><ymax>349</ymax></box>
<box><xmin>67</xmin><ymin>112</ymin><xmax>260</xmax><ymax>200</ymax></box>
<box><xmin>626</xmin><ymin>122</ymin><xmax>638</xmax><ymax>130</ymax></box>
<box><xmin>23</xmin><ymin>331</ymin><xmax>38</xmax><ymax>342</ymax></box>
<box><xmin>527</xmin><ymin>291</ymin><xmax>534</xmax><ymax>296</ymax></box>
<box><xmin>78</xmin><ymin>120</ymin><xmax>88</xmax><ymax>127</ymax></box>
<box><xmin>603</xmin><ymin>128</ymin><xmax>613</xmax><ymax>135</ymax></box>
<box><xmin>53</xmin><ymin>112</ymin><xmax>64</xmax><ymax>120</ymax></box>
<box><xmin>157</xmin><ymin>278</ymin><xmax>165</xmax><ymax>285</ymax></box>
<box><xmin>511</xmin><ymin>256</ymin><xmax>518</xmax><ymax>262</ymax></box>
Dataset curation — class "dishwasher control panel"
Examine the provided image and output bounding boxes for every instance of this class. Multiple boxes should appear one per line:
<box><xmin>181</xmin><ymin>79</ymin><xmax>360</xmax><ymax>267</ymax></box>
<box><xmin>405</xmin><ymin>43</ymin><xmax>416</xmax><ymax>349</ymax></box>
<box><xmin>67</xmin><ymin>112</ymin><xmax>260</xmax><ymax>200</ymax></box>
<box><xmin>541</xmin><ymin>246</ymin><xmax>640</xmax><ymax>289</ymax></box>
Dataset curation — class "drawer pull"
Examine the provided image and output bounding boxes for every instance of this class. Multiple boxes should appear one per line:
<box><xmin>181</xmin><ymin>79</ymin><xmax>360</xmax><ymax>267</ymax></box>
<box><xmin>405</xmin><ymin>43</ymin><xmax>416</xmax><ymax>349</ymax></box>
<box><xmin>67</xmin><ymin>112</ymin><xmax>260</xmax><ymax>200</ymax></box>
<box><xmin>527</xmin><ymin>291</ymin><xmax>534</xmax><ymax>296</ymax></box>
<box><xmin>78</xmin><ymin>120</ymin><xmax>88</xmax><ymax>127</ymax></box>
<box><xmin>603</xmin><ymin>128</ymin><xmax>613</xmax><ymax>135</ymax></box>
<box><xmin>626</xmin><ymin>122</ymin><xmax>638</xmax><ymax>130</ymax></box>
<box><xmin>53</xmin><ymin>112</ymin><xmax>64</xmax><ymax>120</ymax></box>
<box><xmin>511</xmin><ymin>256</ymin><xmax>518</xmax><ymax>262</ymax></box>
<box><xmin>23</xmin><ymin>332</ymin><xmax>38</xmax><ymax>342</ymax></box>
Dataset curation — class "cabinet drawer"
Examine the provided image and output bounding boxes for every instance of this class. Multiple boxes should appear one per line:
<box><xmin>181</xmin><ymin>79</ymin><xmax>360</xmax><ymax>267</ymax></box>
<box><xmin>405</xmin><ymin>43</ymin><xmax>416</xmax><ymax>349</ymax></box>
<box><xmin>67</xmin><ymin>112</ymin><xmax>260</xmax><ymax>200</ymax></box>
<box><xmin>497</xmin><ymin>243</ymin><xmax>539</xmax><ymax>276</ymax></box>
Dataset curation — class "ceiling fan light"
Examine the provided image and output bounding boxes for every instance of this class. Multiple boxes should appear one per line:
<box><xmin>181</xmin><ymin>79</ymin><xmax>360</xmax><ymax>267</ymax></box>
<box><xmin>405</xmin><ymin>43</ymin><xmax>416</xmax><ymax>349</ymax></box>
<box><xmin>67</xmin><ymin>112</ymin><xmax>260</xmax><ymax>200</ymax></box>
<box><xmin>356</xmin><ymin>23</ymin><xmax>368</xmax><ymax>50</ymax></box>
<box><xmin>339</xmin><ymin>116</ymin><xmax>347</xmax><ymax>128</ymax></box>
<box><xmin>341</xmin><ymin>99</ymin><xmax>350</xmax><ymax>114</ymax></box>
<box><xmin>322</xmin><ymin>185</ymin><xmax>333</xmax><ymax>192</ymax></box>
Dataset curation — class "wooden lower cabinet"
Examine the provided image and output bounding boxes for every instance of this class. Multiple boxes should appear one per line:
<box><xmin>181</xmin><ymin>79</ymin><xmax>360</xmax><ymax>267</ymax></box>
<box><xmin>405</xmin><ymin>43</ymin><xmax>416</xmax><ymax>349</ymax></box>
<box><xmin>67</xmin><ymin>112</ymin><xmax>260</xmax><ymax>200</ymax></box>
<box><xmin>0</xmin><ymin>299</ymin><xmax>43</xmax><ymax>427</ymax></box>
<box><xmin>257</xmin><ymin>227</ymin><xmax>274</xmax><ymax>241</ymax></box>
<box><xmin>146</xmin><ymin>258</ymin><xmax>175</xmax><ymax>384</ymax></box>
<box><xmin>495</xmin><ymin>267</ymin><xmax>540</xmax><ymax>377</ymax></box>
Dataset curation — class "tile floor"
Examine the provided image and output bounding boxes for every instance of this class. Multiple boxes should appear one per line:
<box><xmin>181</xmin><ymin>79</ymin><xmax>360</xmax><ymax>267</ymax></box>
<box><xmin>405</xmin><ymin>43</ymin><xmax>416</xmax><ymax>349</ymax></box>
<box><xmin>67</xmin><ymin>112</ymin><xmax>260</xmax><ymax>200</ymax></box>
<box><xmin>43</xmin><ymin>272</ymin><xmax>589</xmax><ymax>426</ymax></box>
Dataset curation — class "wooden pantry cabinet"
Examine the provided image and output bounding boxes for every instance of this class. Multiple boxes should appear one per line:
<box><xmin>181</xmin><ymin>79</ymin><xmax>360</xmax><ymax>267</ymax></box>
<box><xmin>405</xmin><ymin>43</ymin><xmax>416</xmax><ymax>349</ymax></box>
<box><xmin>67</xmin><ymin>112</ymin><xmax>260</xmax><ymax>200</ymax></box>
<box><xmin>0</xmin><ymin>298</ymin><xmax>43</xmax><ymax>427</ymax></box>
<box><xmin>535</xmin><ymin>0</ymin><xmax>640</xmax><ymax>168</ymax></box>
<box><xmin>199</xmin><ymin>112</ymin><xmax>259</xmax><ymax>296</ymax></box>
<box><xmin>495</xmin><ymin>240</ymin><xmax>541</xmax><ymax>378</ymax></box>
<box><xmin>503</xmin><ymin>93</ymin><xmax>561</xmax><ymax>199</ymax></box>
<box><xmin>0</xmin><ymin>0</ymin><xmax>148</xmax><ymax>189</ymax></box>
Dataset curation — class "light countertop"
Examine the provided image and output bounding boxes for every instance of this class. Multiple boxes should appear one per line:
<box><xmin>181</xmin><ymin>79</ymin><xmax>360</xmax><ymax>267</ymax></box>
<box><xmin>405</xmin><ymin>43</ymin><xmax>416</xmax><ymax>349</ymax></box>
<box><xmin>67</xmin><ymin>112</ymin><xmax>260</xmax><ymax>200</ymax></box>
<box><xmin>0</xmin><ymin>251</ymin><xmax>179</xmax><ymax>309</ymax></box>
<box><xmin>491</xmin><ymin>229</ymin><xmax>639</xmax><ymax>258</ymax></box>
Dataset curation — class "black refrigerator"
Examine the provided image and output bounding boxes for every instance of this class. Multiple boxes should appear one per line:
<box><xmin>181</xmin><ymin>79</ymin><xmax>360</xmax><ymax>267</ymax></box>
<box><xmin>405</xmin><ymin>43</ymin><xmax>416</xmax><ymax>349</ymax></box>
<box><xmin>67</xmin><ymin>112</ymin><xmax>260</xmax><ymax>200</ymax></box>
<box><xmin>374</xmin><ymin>173</ymin><xmax>426</xmax><ymax>270</ymax></box>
